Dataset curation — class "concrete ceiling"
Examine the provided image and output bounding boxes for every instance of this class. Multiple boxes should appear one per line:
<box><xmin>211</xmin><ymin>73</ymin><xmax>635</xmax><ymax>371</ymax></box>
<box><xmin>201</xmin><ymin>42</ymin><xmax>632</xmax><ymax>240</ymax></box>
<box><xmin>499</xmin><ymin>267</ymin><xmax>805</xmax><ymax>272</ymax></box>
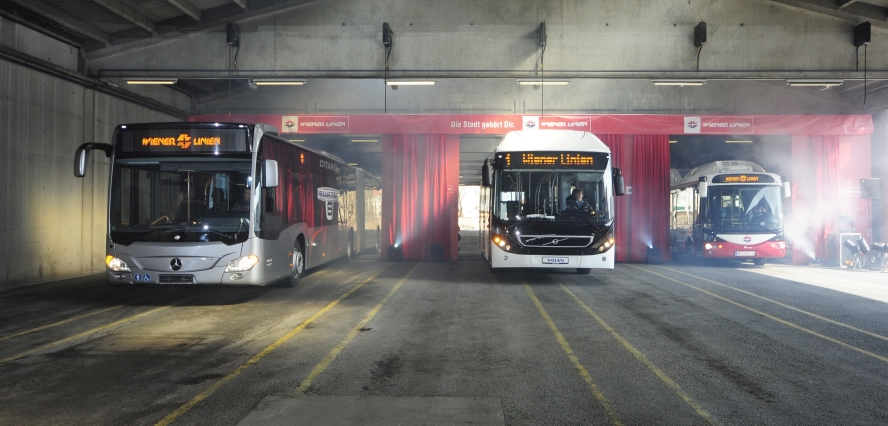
<box><xmin>3</xmin><ymin>0</ymin><xmax>888</xmax><ymax>184</ymax></box>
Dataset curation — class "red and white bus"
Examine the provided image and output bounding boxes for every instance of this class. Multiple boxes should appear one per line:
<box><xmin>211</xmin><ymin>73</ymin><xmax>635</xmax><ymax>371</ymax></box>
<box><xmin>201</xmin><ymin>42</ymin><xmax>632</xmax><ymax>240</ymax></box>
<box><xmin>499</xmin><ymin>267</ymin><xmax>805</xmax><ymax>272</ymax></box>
<box><xmin>74</xmin><ymin>122</ymin><xmax>380</xmax><ymax>286</ymax></box>
<box><xmin>670</xmin><ymin>161</ymin><xmax>790</xmax><ymax>265</ymax></box>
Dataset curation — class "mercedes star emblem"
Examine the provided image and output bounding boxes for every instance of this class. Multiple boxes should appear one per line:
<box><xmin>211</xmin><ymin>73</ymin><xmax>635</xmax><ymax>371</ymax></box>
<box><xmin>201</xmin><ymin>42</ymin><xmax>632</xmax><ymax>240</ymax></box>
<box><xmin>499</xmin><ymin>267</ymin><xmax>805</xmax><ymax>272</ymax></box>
<box><xmin>170</xmin><ymin>258</ymin><xmax>183</xmax><ymax>271</ymax></box>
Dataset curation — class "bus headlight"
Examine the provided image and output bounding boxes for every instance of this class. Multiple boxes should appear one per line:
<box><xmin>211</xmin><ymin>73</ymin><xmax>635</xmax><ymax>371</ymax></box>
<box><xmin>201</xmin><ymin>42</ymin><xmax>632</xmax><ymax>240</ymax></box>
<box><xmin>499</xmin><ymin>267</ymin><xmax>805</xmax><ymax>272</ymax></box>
<box><xmin>105</xmin><ymin>255</ymin><xmax>131</xmax><ymax>272</ymax></box>
<box><xmin>598</xmin><ymin>236</ymin><xmax>616</xmax><ymax>253</ymax></box>
<box><xmin>225</xmin><ymin>255</ymin><xmax>260</xmax><ymax>272</ymax></box>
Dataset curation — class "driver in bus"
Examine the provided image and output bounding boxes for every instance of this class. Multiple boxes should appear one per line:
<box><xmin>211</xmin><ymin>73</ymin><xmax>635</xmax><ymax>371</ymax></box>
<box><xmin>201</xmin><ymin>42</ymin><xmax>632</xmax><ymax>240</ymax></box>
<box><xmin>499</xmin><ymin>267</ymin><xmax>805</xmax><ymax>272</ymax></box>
<box><xmin>566</xmin><ymin>188</ymin><xmax>592</xmax><ymax>211</ymax></box>
<box><xmin>748</xmin><ymin>201</ymin><xmax>772</xmax><ymax>223</ymax></box>
<box><xmin>232</xmin><ymin>187</ymin><xmax>251</xmax><ymax>212</ymax></box>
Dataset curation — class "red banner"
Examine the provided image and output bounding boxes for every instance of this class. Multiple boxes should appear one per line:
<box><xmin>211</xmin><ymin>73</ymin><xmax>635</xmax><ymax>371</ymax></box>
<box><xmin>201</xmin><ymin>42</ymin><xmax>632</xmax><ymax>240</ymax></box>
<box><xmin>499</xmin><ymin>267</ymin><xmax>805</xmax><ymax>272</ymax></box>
<box><xmin>189</xmin><ymin>114</ymin><xmax>872</xmax><ymax>136</ymax></box>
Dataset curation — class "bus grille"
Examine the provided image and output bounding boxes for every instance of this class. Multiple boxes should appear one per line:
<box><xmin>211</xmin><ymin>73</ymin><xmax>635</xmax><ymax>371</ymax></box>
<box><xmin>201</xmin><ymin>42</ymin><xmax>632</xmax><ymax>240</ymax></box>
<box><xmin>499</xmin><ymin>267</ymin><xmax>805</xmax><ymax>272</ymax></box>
<box><xmin>519</xmin><ymin>235</ymin><xmax>593</xmax><ymax>248</ymax></box>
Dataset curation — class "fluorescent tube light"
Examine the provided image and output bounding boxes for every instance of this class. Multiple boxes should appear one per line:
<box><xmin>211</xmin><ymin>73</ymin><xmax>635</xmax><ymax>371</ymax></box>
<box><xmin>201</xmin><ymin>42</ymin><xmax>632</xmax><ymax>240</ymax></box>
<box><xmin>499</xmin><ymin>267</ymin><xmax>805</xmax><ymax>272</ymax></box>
<box><xmin>125</xmin><ymin>78</ymin><xmax>177</xmax><ymax>85</ymax></box>
<box><xmin>725</xmin><ymin>140</ymin><xmax>754</xmax><ymax>143</ymax></box>
<box><xmin>252</xmin><ymin>78</ymin><xmax>307</xmax><ymax>86</ymax></box>
<box><xmin>516</xmin><ymin>79</ymin><xmax>570</xmax><ymax>86</ymax></box>
<box><xmin>669</xmin><ymin>140</ymin><xmax>678</xmax><ymax>144</ymax></box>
<box><xmin>288</xmin><ymin>139</ymin><xmax>305</xmax><ymax>143</ymax></box>
<box><xmin>785</xmin><ymin>79</ymin><xmax>843</xmax><ymax>88</ymax></box>
<box><xmin>386</xmin><ymin>80</ymin><xmax>435</xmax><ymax>86</ymax></box>
<box><xmin>348</xmin><ymin>163</ymin><xmax>358</xmax><ymax>166</ymax></box>
<box><xmin>351</xmin><ymin>139</ymin><xmax>378</xmax><ymax>143</ymax></box>
<box><xmin>650</xmin><ymin>79</ymin><xmax>706</xmax><ymax>86</ymax></box>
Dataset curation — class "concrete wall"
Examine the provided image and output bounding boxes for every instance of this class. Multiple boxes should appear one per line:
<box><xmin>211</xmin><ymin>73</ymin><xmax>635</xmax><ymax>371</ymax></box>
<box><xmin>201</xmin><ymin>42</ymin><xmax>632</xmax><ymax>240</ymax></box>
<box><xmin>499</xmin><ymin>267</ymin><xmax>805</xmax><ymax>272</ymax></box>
<box><xmin>0</xmin><ymin>20</ymin><xmax>183</xmax><ymax>289</ymax></box>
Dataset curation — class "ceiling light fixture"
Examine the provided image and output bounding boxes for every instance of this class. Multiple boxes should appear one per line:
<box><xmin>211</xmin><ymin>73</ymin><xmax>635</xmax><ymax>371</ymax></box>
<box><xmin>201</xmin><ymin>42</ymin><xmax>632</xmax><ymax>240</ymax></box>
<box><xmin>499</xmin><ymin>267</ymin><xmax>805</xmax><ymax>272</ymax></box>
<box><xmin>351</xmin><ymin>139</ymin><xmax>378</xmax><ymax>143</ymax></box>
<box><xmin>516</xmin><ymin>79</ymin><xmax>570</xmax><ymax>86</ymax></box>
<box><xmin>785</xmin><ymin>79</ymin><xmax>843</xmax><ymax>88</ymax></box>
<box><xmin>385</xmin><ymin>80</ymin><xmax>435</xmax><ymax>86</ymax></box>
<box><xmin>669</xmin><ymin>140</ymin><xmax>678</xmax><ymax>144</ymax></box>
<box><xmin>251</xmin><ymin>78</ymin><xmax>307</xmax><ymax>86</ymax></box>
<box><xmin>125</xmin><ymin>78</ymin><xmax>177</xmax><ymax>85</ymax></box>
<box><xmin>725</xmin><ymin>140</ymin><xmax>754</xmax><ymax>143</ymax></box>
<box><xmin>288</xmin><ymin>139</ymin><xmax>305</xmax><ymax>143</ymax></box>
<box><xmin>651</xmin><ymin>79</ymin><xmax>706</xmax><ymax>86</ymax></box>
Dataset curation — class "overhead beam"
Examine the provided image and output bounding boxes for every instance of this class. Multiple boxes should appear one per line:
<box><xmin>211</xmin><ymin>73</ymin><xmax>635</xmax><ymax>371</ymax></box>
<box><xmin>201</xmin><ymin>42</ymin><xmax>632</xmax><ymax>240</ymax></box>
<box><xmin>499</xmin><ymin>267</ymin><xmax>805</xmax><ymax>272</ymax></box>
<box><xmin>8</xmin><ymin>0</ymin><xmax>111</xmax><ymax>45</ymax></box>
<box><xmin>86</xmin><ymin>0</ymin><xmax>325</xmax><ymax>59</ymax></box>
<box><xmin>165</xmin><ymin>0</ymin><xmax>202</xmax><ymax>21</ymax></box>
<box><xmin>231</xmin><ymin>0</ymin><xmax>248</xmax><ymax>9</ymax></box>
<box><xmin>765</xmin><ymin>0</ymin><xmax>888</xmax><ymax>27</ymax></box>
<box><xmin>91</xmin><ymin>0</ymin><xmax>156</xmax><ymax>33</ymax></box>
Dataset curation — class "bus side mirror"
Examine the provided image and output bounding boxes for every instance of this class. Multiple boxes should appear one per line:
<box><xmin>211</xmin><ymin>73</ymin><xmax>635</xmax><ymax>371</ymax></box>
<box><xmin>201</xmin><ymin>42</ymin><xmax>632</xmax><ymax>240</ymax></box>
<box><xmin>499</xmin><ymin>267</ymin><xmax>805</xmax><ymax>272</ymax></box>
<box><xmin>783</xmin><ymin>181</ymin><xmax>791</xmax><ymax>198</ymax></box>
<box><xmin>613</xmin><ymin>168</ymin><xmax>625</xmax><ymax>196</ymax></box>
<box><xmin>73</xmin><ymin>143</ymin><xmax>112</xmax><ymax>177</ymax></box>
<box><xmin>698</xmin><ymin>182</ymin><xmax>708</xmax><ymax>198</ymax></box>
<box><xmin>481</xmin><ymin>161</ymin><xmax>492</xmax><ymax>188</ymax></box>
<box><xmin>263</xmin><ymin>159</ymin><xmax>279</xmax><ymax>188</ymax></box>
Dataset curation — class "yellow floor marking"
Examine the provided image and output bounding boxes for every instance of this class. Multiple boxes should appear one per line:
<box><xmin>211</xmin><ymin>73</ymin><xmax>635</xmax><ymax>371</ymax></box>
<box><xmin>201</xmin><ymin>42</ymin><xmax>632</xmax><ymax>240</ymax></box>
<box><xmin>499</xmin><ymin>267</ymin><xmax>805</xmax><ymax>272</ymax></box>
<box><xmin>0</xmin><ymin>306</ymin><xmax>170</xmax><ymax>363</ymax></box>
<box><xmin>659</xmin><ymin>265</ymin><xmax>888</xmax><ymax>344</ymax></box>
<box><xmin>0</xmin><ymin>305</ymin><xmax>125</xmax><ymax>343</ymax></box>
<box><xmin>155</xmin><ymin>263</ymin><xmax>394</xmax><ymax>426</ymax></box>
<box><xmin>628</xmin><ymin>264</ymin><xmax>888</xmax><ymax>364</ymax></box>
<box><xmin>522</xmin><ymin>278</ymin><xmax>623</xmax><ymax>426</ymax></box>
<box><xmin>296</xmin><ymin>263</ymin><xmax>421</xmax><ymax>394</ymax></box>
<box><xmin>551</xmin><ymin>276</ymin><xmax>718</xmax><ymax>426</ymax></box>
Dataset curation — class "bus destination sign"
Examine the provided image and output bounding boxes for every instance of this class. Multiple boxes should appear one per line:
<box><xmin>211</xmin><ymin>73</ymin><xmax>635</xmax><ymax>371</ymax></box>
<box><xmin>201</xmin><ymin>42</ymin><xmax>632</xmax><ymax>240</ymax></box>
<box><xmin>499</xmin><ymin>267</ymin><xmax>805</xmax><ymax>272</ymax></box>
<box><xmin>712</xmin><ymin>174</ymin><xmax>775</xmax><ymax>184</ymax></box>
<box><xmin>499</xmin><ymin>151</ymin><xmax>607</xmax><ymax>169</ymax></box>
<box><xmin>119</xmin><ymin>128</ymin><xmax>249</xmax><ymax>154</ymax></box>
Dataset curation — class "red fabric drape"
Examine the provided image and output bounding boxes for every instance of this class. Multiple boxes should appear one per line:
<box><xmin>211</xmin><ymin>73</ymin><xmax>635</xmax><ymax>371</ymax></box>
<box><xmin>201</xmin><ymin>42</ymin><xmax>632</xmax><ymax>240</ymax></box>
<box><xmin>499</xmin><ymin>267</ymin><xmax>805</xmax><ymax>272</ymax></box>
<box><xmin>600</xmin><ymin>134</ymin><xmax>671</xmax><ymax>262</ymax></box>
<box><xmin>791</xmin><ymin>135</ymin><xmax>841</xmax><ymax>264</ymax></box>
<box><xmin>630</xmin><ymin>135</ymin><xmax>672</xmax><ymax>262</ymax></box>
<box><xmin>382</xmin><ymin>134</ymin><xmax>460</xmax><ymax>260</ymax></box>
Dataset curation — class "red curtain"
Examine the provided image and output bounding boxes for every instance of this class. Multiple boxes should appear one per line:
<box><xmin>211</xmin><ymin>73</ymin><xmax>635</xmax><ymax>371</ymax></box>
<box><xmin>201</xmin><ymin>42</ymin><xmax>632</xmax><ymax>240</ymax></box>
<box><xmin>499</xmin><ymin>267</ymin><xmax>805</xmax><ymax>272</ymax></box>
<box><xmin>382</xmin><ymin>134</ymin><xmax>460</xmax><ymax>260</ymax></box>
<box><xmin>599</xmin><ymin>134</ymin><xmax>671</xmax><ymax>262</ymax></box>
<box><xmin>791</xmin><ymin>136</ymin><xmax>841</xmax><ymax>264</ymax></box>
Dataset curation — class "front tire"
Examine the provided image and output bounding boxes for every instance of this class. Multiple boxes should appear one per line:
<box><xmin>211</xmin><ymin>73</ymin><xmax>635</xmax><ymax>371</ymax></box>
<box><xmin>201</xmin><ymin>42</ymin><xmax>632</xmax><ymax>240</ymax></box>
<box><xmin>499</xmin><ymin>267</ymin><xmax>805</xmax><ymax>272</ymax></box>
<box><xmin>577</xmin><ymin>268</ymin><xmax>592</xmax><ymax>274</ymax></box>
<box><xmin>753</xmin><ymin>258</ymin><xmax>767</xmax><ymax>266</ymax></box>
<box><xmin>286</xmin><ymin>243</ymin><xmax>305</xmax><ymax>287</ymax></box>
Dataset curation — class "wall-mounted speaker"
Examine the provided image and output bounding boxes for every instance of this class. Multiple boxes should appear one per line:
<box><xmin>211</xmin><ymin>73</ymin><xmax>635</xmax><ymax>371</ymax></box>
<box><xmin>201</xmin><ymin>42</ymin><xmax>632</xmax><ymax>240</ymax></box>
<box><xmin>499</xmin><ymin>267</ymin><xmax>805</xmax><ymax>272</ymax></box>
<box><xmin>694</xmin><ymin>22</ymin><xmax>707</xmax><ymax>47</ymax></box>
<box><xmin>382</xmin><ymin>22</ymin><xmax>393</xmax><ymax>48</ymax></box>
<box><xmin>226</xmin><ymin>22</ymin><xmax>239</xmax><ymax>47</ymax></box>
<box><xmin>861</xmin><ymin>178</ymin><xmax>880</xmax><ymax>199</ymax></box>
<box><xmin>538</xmin><ymin>22</ymin><xmax>547</xmax><ymax>48</ymax></box>
<box><xmin>854</xmin><ymin>22</ymin><xmax>871</xmax><ymax>47</ymax></box>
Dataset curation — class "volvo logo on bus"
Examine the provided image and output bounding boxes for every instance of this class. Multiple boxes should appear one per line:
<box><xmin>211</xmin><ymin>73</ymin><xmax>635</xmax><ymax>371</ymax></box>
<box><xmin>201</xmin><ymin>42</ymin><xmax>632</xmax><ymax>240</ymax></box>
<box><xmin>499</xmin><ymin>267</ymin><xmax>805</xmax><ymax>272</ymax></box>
<box><xmin>170</xmin><ymin>258</ymin><xmax>183</xmax><ymax>271</ymax></box>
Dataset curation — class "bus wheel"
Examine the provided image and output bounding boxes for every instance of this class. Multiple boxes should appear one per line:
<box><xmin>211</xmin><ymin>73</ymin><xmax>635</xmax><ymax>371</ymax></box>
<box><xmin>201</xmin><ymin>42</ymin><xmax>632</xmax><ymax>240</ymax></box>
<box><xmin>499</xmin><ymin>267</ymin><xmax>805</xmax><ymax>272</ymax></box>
<box><xmin>753</xmin><ymin>258</ymin><xmax>767</xmax><ymax>266</ymax></box>
<box><xmin>286</xmin><ymin>244</ymin><xmax>305</xmax><ymax>287</ymax></box>
<box><xmin>577</xmin><ymin>268</ymin><xmax>592</xmax><ymax>274</ymax></box>
<box><xmin>346</xmin><ymin>229</ymin><xmax>355</xmax><ymax>260</ymax></box>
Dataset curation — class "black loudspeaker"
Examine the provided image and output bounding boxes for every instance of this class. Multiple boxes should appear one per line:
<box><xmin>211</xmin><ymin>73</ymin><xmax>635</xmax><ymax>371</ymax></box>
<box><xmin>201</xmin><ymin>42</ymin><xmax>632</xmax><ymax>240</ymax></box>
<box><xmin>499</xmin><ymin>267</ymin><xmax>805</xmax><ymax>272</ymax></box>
<box><xmin>382</xmin><ymin>22</ymin><xmax>393</xmax><ymax>47</ymax></box>
<box><xmin>429</xmin><ymin>242</ymin><xmax>445</xmax><ymax>262</ymax></box>
<box><xmin>538</xmin><ymin>22</ymin><xmax>547</xmax><ymax>47</ymax></box>
<box><xmin>861</xmin><ymin>178</ymin><xmax>880</xmax><ymax>199</ymax></box>
<box><xmin>226</xmin><ymin>22</ymin><xmax>239</xmax><ymax>47</ymax></box>
<box><xmin>694</xmin><ymin>22</ymin><xmax>707</xmax><ymax>47</ymax></box>
<box><xmin>854</xmin><ymin>22</ymin><xmax>871</xmax><ymax>47</ymax></box>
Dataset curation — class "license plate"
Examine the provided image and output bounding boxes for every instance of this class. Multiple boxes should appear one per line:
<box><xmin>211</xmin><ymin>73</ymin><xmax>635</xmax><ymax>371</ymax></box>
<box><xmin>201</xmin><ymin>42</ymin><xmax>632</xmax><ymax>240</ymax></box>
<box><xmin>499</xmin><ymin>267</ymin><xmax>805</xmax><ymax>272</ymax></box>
<box><xmin>542</xmin><ymin>257</ymin><xmax>569</xmax><ymax>264</ymax></box>
<box><xmin>734</xmin><ymin>251</ymin><xmax>755</xmax><ymax>257</ymax></box>
<box><xmin>159</xmin><ymin>275</ymin><xmax>194</xmax><ymax>284</ymax></box>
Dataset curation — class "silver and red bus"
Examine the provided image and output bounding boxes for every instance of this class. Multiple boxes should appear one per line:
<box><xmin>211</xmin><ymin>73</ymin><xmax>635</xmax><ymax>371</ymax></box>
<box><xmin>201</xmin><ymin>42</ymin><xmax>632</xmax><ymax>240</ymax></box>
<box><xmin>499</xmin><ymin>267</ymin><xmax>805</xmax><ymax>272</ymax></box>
<box><xmin>670</xmin><ymin>161</ymin><xmax>790</xmax><ymax>265</ymax></box>
<box><xmin>75</xmin><ymin>122</ymin><xmax>380</xmax><ymax>286</ymax></box>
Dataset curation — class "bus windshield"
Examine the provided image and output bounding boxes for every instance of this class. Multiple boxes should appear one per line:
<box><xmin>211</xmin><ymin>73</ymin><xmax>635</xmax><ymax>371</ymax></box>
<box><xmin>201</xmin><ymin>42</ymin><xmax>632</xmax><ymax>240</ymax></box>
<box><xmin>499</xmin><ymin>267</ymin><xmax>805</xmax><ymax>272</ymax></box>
<box><xmin>110</xmin><ymin>159</ymin><xmax>253</xmax><ymax>245</ymax></box>
<box><xmin>494</xmin><ymin>169</ymin><xmax>613</xmax><ymax>224</ymax></box>
<box><xmin>701</xmin><ymin>185</ymin><xmax>783</xmax><ymax>232</ymax></box>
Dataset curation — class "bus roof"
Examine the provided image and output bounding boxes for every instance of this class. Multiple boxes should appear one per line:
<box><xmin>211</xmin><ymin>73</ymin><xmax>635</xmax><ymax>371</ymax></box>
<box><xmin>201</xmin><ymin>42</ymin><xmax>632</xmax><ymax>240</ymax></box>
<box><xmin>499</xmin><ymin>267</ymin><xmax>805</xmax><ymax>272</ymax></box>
<box><xmin>496</xmin><ymin>130</ymin><xmax>610</xmax><ymax>153</ymax></box>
